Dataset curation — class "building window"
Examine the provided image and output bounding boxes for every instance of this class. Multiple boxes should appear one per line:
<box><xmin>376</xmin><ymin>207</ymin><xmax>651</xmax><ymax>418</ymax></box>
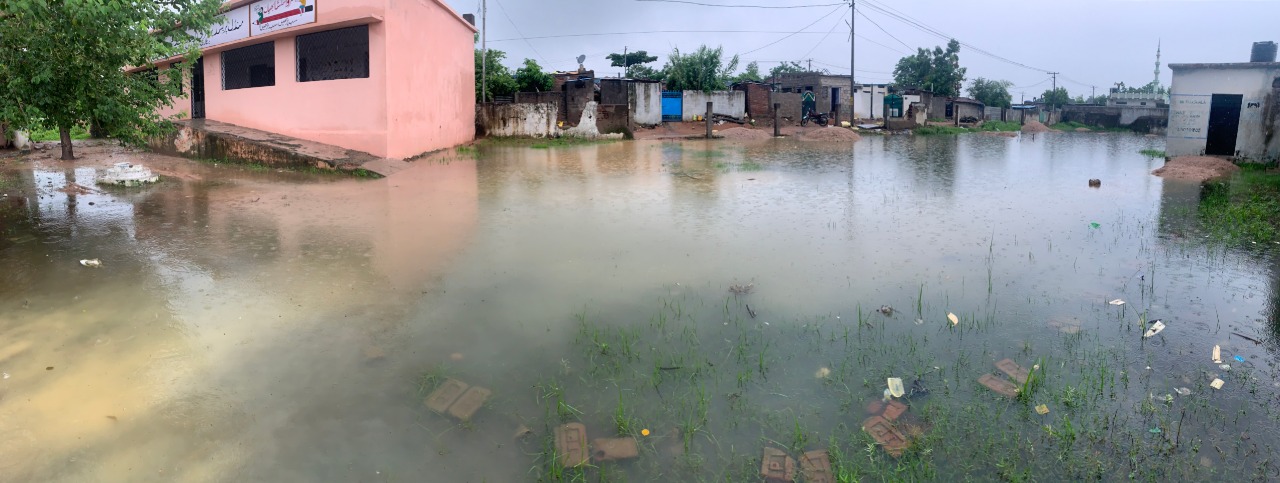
<box><xmin>223</xmin><ymin>41</ymin><xmax>275</xmax><ymax>90</ymax></box>
<box><xmin>297</xmin><ymin>25</ymin><xmax>370</xmax><ymax>82</ymax></box>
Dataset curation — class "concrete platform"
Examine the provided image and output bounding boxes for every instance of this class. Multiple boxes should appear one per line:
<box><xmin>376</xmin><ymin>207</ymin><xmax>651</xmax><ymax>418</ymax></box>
<box><xmin>149</xmin><ymin>119</ymin><xmax>395</xmax><ymax>174</ymax></box>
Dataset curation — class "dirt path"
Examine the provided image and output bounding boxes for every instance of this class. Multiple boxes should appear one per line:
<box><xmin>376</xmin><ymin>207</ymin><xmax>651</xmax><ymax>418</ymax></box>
<box><xmin>1151</xmin><ymin>156</ymin><xmax>1240</xmax><ymax>182</ymax></box>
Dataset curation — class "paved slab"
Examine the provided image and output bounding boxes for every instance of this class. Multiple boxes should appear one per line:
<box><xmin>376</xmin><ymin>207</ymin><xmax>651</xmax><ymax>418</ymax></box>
<box><xmin>800</xmin><ymin>450</ymin><xmax>834</xmax><ymax>483</ymax></box>
<box><xmin>863</xmin><ymin>416</ymin><xmax>910</xmax><ymax>457</ymax></box>
<box><xmin>882</xmin><ymin>400</ymin><xmax>907</xmax><ymax>421</ymax></box>
<box><xmin>447</xmin><ymin>386</ymin><xmax>491</xmax><ymax>421</ymax></box>
<box><xmin>979</xmin><ymin>374</ymin><xmax>1020</xmax><ymax>398</ymax></box>
<box><xmin>555</xmin><ymin>423</ymin><xmax>589</xmax><ymax>467</ymax></box>
<box><xmin>996</xmin><ymin>358</ymin><xmax>1030</xmax><ymax>384</ymax></box>
<box><xmin>760</xmin><ymin>447</ymin><xmax>795</xmax><ymax>482</ymax></box>
<box><xmin>424</xmin><ymin>378</ymin><xmax>469</xmax><ymax>414</ymax></box>
<box><xmin>591</xmin><ymin>437</ymin><xmax>639</xmax><ymax>461</ymax></box>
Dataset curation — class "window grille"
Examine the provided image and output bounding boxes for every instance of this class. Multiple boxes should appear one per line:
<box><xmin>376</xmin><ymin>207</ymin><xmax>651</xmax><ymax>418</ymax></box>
<box><xmin>223</xmin><ymin>41</ymin><xmax>275</xmax><ymax>90</ymax></box>
<box><xmin>297</xmin><ymin>25</ymin><xmax>370</xmax><ymax>82</ymax></box>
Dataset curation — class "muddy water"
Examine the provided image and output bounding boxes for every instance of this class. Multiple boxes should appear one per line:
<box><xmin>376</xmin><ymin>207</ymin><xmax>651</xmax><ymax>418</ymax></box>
<box><xmin>1</xmin><ymin>133</ymin><xmax>1278</xmax><ymax>481</ymax></box>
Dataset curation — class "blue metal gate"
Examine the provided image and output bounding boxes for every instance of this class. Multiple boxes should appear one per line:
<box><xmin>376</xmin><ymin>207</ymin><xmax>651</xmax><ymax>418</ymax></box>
<box><xmin>661</xmin><ymin>91</ymin><xmax>683</xmax><ymax>122</ymax></box>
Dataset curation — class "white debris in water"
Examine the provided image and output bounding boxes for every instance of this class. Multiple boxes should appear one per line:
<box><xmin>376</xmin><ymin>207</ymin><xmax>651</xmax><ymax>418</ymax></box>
<box><xmin>98</xmin><ymin>162</ymin><xmax>159</xmax><ymax>186</ymax></box>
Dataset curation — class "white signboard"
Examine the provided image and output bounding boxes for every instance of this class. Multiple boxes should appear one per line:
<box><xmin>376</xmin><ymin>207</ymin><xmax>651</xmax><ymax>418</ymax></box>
<box><xmin>1169</xmin><ymin>94</ymin><xmax>1210</xmax><ymax>140</ymax></box>
<box><xmin>250</xmin><ymin>0</ymin><xmax>318</xmax><ymax>36</ymax></box>
<box><xmin>197</xmin><ymin>5</ymin><xmax>251</xmax><ymax>49</ymax></box>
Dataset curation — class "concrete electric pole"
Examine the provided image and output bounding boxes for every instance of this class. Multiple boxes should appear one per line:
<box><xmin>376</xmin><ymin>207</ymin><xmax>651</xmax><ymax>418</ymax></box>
<box><xmin>850</xmin><ymin>0</ymin><xmax>855</xmax><ymax>119</ymax></box>
<box><xmin>481</xmin><ymin>0</ymin><xmax>487</xmax><ymax>103</ymax></box>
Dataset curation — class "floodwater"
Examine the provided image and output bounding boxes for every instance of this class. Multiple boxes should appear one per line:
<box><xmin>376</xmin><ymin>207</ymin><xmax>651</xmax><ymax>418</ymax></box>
<box><xmin>2</xmin><ymin>133</ymin><xmax>1279</xmax><ymax>481</ymax></box>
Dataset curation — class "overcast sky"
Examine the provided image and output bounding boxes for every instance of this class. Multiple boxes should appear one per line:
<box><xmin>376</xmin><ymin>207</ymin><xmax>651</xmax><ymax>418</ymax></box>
<box><xmin>441</xmin><ymin>0</ymin><xmax>1279</xmax><ymax>99</ymax></box>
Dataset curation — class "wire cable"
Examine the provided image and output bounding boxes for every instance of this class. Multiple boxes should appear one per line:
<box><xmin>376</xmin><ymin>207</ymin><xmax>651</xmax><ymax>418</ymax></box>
<box><xmin>854</xmin><ymin>7</ymin><xmax>912</xmax><ymax>50</ymax></box>
<box><xmin>635</xmin><ymin>0</ymin><xmax>848</xmax><ymax>8</ymax></box>
<box><xmin>493</xmin><ymin>0</ymin><xmax>549</xmax><ymax>66</ymax></box>
<box><xmin>738</xmin><ymin>5</ymin><xmax>844</xmax><ymax>56</ymax></box>
<box><xmin>800</xmin><ymin>10</ymin><xmax>848</xmax><ymax>60</ymax></box>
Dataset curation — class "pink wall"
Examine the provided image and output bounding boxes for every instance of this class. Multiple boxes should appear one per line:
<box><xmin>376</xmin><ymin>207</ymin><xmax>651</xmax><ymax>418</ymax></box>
<box><xmin>384</xmin><ymin>0</ymin><xmax>477</xmax><ymax>158</ymax></box>
<box><xmin>155</xmin><ymin>0</ymin><xmax>477</xmax><ymax>159</ymax></box>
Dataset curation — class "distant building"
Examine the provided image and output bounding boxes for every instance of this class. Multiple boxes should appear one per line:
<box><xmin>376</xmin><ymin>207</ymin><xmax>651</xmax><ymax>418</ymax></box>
<box><xmin>1167</xmin><ymin>41</ymin><xmax>1280</xmax><ymax>160</ymax></box>
<box><xmin>773</xmin><ymin>73</ymin><xmax>888</xmax><ymax>120</ymax></box>
<box><xmin>1107</xmin><ymin>92</ymin><xmax>1167</xmax><ymax>108</ymax></box>
<box><xmin>141</xmin><ymin>0</ymin><xmax>477</xmax><ymax>159</ymax></box>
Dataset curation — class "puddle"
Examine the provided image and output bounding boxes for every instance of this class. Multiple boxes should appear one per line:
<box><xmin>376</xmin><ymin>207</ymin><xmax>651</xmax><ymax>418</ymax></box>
<box><xmin>2</xmin><ymin>134</ymin><xmax>1279</xmax><ymax>480</ymax></box>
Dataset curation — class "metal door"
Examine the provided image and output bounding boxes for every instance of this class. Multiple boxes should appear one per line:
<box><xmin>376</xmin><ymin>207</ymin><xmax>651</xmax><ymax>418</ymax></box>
<box><xmin>191</xmin><ymin>57</ymin><xmax>205</xmax><ymax>119</ymax></box>
<box><xmin>661</xmin><ymin>91</ymin><xmax>682</xmax><ymax>122</ymax></box>
<box><xmin>1205</xmin><ymin>94</ymin><xmax>1242</xmax><ymax>156</ymax></box>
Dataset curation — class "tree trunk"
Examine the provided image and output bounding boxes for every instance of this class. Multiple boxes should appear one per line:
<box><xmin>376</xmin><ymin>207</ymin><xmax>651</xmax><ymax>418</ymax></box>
<box><xmin>59</xmin><ymin>126</ymin><xmax>74</xmax><ymax>160</ymax></box>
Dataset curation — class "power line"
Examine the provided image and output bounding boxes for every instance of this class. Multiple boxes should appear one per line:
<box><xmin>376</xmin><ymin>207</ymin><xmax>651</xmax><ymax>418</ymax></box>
<box><xmin>858</xmin><ymin>0</ymin><xmax>1051</xmax><ymax>74</ymax></box>
<box><xmin>487</xmin><ymin>30</ymin><xmax>839</xmax><ymax>43</ymax></box>
<box><xmin>739</xmin><ymin>6</ymin><xmax>844</xmax><ymax>56</ymax></box>
<box><xmin>854</xmin><ymin>7</ymin><xmax>911</xmax><ymax>50</ymax></box>
<box><xmin>492</xmin><ymin>0</ymin><xmax>548</xmax><ymax>66</ymax></box>
<box><xmin>800</xmin><ymin>10</ymin><xmax>848</xmax><ymax>61</ymax></box>
<box><xmin>635</xmin><ymin>0</ymin><xmax>848</xmax><ymax>8</ymax></box>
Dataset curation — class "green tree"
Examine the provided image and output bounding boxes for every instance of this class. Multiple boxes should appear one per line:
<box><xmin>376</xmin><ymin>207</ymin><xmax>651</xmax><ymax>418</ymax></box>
<box><xmin>628</xmin><ymin>64</ymin><xmax>663</xmax><ymax>81</ymax></box>
<box><xmin>730</xmin><ymin>61</ymin><xmax>764</xmax><ymax>84</ymax></box>
<box><xmin>475</xmin><ymin>49</ymin><xmax>517</xmax><ymax>102</ymax></box>
<box><xmin>0</xmin><ymin>0</ymin><xmax>222</xmax><ymax>160</ymax></box>
<box><xmin>1040</xmin><ymin>87</ymin><xmax>1071</xmax><ymax>109</ymax></box>
<box><xmin>661</xmin><ymin>45</ymin><xmax>738</xmax><ymax>92</ymax></box>
<box><xmin>767</xmin><ymin>61</ymin><xmax>806</xmax><ymax>82</ymax></box>
<box><xmin>892</xmin><ymin>39</ymin><xmax>966</xmax><ymax>97</ymax></box>
<box><xmin>967</xmin><ymin>78</ymin><xmax>1012</xmax><ymax>108</ymax></box>
<box><xmin>514</xmin><ymin>59</ymin><xmax>553</xmax><ymax>93</ymax></box>
<box><xmin>606</xmin><ymin>50</ymin><xmax>658</xmax><ymax>78</ymax></box>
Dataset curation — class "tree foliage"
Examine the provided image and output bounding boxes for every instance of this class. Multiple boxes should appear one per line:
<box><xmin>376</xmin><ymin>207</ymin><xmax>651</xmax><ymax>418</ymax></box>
<box><xmin>662</xmin><ymin>45</ymin><xmax>738</xmax><ymax>92</ymax></box>
<box><xmin>768</xmin><ymin>61</ymin><xmax>806</xmax><ymax>81</ymax></box>
<box><xmin>1040</xmin><ymin>87</ymin><xmax>1071</xmax><ymax>109</ymax></box>
<box><xmin>628</xmin><ymin>64</ymin><xmax>663</xmax><ymax>81</ymax></box>
<box><xmin>0</xmin><ymin>0</ymin><xmax>223</xmax><ymax>159</ymax></box>
<box><xmin>892</xmin><ymin>39</ymin><xmax>966</xmax><ymax>97</ymax></box>
<box><xmin>606</xmin><ymin>50</ymin><xmax>658</xmax><ymax>77</ymax></box>
<box><xmin>514</xmin><ymin>59</ymin><xmax>553</xmax><ymax>93</ymax></box>
<box><xmin>968</xmin><ymin>78</ymin><xmax>1012</xmax><ymax>108</ymax></box>
<box><xmin>475</xmin><ymin>49</ymin><xmax>518</xmax><ymax>102</ymax></box>
<box><xmin>730</xmin><ymin>61</ymin><xmax>763</xmax><ymax>84</ymax></box>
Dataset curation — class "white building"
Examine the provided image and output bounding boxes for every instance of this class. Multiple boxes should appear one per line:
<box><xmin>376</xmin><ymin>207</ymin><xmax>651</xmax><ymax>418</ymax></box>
<box><xmin>1168</xmin><ymin>45</ymin><xmax>1280</xmax><ymax>160</ymax></box>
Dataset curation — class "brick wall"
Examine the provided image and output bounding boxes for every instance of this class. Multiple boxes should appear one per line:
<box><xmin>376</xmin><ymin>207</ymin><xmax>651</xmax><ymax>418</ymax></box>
<box><xmin>562</xmin><ymin>80</ymin><xmax>595</xmax><ymax>125</ymax></box>
<box><xmin>733</xmin><ymin>83</ymin><xmax>774</xmax><ymax>121</ymax></box>
<box><xmin>599</xmin><ymin>79</ymin><xmax>628</xmax><ymax>106</ymax></box>
<box><xmin>596</xmin><ymin>104</ymin><xmax>631</xmax><ymax>135</ymax></box>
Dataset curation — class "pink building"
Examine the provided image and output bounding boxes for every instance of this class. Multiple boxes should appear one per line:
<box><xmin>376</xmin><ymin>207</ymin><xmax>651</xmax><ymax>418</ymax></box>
<box><xmin>151</xmin><ymin>0</ymin><xmax>477</xmax><ymax>159</ymax></box>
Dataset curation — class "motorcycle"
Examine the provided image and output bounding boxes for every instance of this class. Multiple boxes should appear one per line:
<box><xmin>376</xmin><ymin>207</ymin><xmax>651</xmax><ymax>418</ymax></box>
<box><xmin>800</xmin><ymin>111</ymin><xmax>829</xmax><ymax>127</ymax></box>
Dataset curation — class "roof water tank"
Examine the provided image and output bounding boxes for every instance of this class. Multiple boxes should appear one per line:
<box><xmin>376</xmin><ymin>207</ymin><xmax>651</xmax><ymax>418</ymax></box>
<box><xmin>1251</xmin><ymin>41</ymin><xmax>1277</xmax><ymax>62</ymax></box>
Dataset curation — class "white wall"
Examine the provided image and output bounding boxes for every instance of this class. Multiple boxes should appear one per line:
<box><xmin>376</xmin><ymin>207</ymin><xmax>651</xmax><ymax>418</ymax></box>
<box><xmin>630</xmin><ymin>83</ymin><xmax>662</xmax><ymax>126</ymax></box>
<box><xmin>1168</xmin><ymin>65</ymin><xmax>1280</xmax><ymax>160</ymax></box>
<box><xmin>852</xmin><ymin>85</ymin><xmax>888</xmax><ymax>120</ymax></box>
<box><xmin>477</xmin><ymin>103</ymin><xmax>558</xmax><ymax>137</ymax></box>
<box><xmin>682</xmin><ymin>91</ymin><xmax>746</xmax><ymax>121</ymax></box>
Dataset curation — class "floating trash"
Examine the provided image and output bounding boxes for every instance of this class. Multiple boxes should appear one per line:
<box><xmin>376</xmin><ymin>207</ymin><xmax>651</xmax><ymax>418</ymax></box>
<box><xmin>1143</xmin><ymin>321</ymin><xmax>1165</xmax><ymax>338</ymax></box>
<box><xmin>97</xmin><ymin>162</ymin><xmax>159</xmax><ymax>187</ymax></box>
<box><xmin>1090</xmin><ymin>222</ymin><xmax>1101</xmax><ymax>229</ymax></box>
<box><xmin>1108</xmin><ymin>299</ymin><xmax>1125</xmax><ymax>306</ymax></box>
<box><xmin>914</xmin><ymin>318</ymin><xmax>924</xmax><ymax>325</ymax></box>
<box><xmin>1212</xmin><ymin>345</ymin><xmax>1222</xmax><ymax>364</ymax></box>
<box><xmin>887</xmin><ymin>378</ymin><xmax>905</xmax><ymax>398</ymax></box>
<box><xmin>878</xmin><ymin>305</ymin><xmax>894</xmax><ymax>316</ymax></box>
<box><xmin>814</xmin><ymin>367</ymin><xmax>831</xmax><ymax>379</ymax></box>
<box><xmin>1035</xmin><ymin>404</ymin><xmax>1049</xmax><ymax>415</ymax></box>
<box><xmin>1149</xmin><ymin>428</ymin><xmax>1162</xmax><ymax>434</ymax></box>
<box><xmin>1219</xmin><ymin>364</ymin><xmax>1231</xmax><ymax>372</ymax></box>
<box><xmin>947</xmin><ymin>313</ymin><xmax>959</xmax><ymax>325</ymax></box>
<box><xmin>1234</xmin><ymin>355</ymin><xmax>1245</xmax><ymax>363</ymax></box>
<box><xmin>640</xmin><ymin>428</ymin><xmax>650</xmax><ymax>437</ymax></box>
<box><xmin>1175</xmin><ymin>387</ymin><xmax>1192</xmax><ymax>396</ymax></box>
<box><xmin>1210</xmin><ymin>378</ymin><xmax>1225</xmax><ymax>390</ymax></box>
<box><xmin>80</xmin><ymin>259</ymin><xmax>102</xmax><ymax>268</ymax></box>
<box><xmin>1</xmin><ymin>372</ymin><xmax>8</xmax><ymax>379</ymax></box>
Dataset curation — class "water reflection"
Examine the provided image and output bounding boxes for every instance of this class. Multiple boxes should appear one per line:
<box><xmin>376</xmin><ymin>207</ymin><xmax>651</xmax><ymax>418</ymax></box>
<box><xmin>3</xmin><ymin>133</ymin><xmax>1280</xmax><ymax>480</ymax></box>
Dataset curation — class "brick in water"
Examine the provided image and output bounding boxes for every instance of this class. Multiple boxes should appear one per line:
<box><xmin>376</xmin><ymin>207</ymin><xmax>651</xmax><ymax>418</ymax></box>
<box><xmin>760</xmin><ymin>447</ymin><xmax>796</xmax><ymax>482</ymax></box>
<box><xmin>996</xmin><ymin>358</ymin><xmax>1030</xmax><ymax>384</ymax></box>
<box><xmin>862</xmin><ymin>416</ymin><xmax>909</xmax><ymax>457</ymax></box>
<box><xmin>555</xmin><ymin>423</ymin><xmax>589</xmax><ymax>468</ymax></box>
<box><xmin>979</xmin><ymin>374</ymin><xmax>1020</xmax><ymax>398</ymax></box>
<box><xmin>882</xmin><ymin>400</ymin><xmax>907</xmax><ymax>421</ymax></box>
<box><xmin>865</xmin><ymin>400</ymin><xmax>884</xmax><ymax>415</ymax></box>
<box><xmin>447</xmin><ymin>386</ymin><xmax>491</xmax><ymax>421</ymax></box>
<box><xmin>800</xmin><ymin>450</ymin><xmax>834</xmax><ymax>483</ymax></box>
<box><xmin>591</xmin><ymin>437</ymin><xmax>639</xmax><ymax>462</ymax></box>
<box><xmin>424</xmin><ymin>378</ymin><xmax>469</xmax><ymax>414</ymax></box>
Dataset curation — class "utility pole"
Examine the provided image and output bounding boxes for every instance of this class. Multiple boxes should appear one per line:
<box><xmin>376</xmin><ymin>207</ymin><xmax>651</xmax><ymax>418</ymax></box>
<box><xmin>1047</xmin><ymin>72</ymin><xmax>1059</xmax><ymax>110</ymax></box>
<box><xmin>623</xmin><ymin>46</ymin><xmax>628</xmax><ymax>78</ymax></box>
<box><xmin>807</xmin><ymin>58</ymin><xmax>812</xmax><ymax>72</ymax></box>
<box><xmin>1091</xmin><ymin>85</ymin><xmax>1096</xmax><ymax>102</ymax></box>
<box><xmin>481</xmin><ymin>0</ymin><xmax>487</xmax><ymax>103</ymax></box>
<box><xmin>850</xmin><ymin>0</ymin><xmax>855</xmax><ymax>120</ymax></box>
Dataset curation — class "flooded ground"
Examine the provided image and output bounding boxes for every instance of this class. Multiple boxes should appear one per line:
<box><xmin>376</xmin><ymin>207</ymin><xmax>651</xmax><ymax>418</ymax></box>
<box><xmin>3</xmin><ymin>133</ymin><xmax>1280</xmax><ymax>481</ymax></box>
